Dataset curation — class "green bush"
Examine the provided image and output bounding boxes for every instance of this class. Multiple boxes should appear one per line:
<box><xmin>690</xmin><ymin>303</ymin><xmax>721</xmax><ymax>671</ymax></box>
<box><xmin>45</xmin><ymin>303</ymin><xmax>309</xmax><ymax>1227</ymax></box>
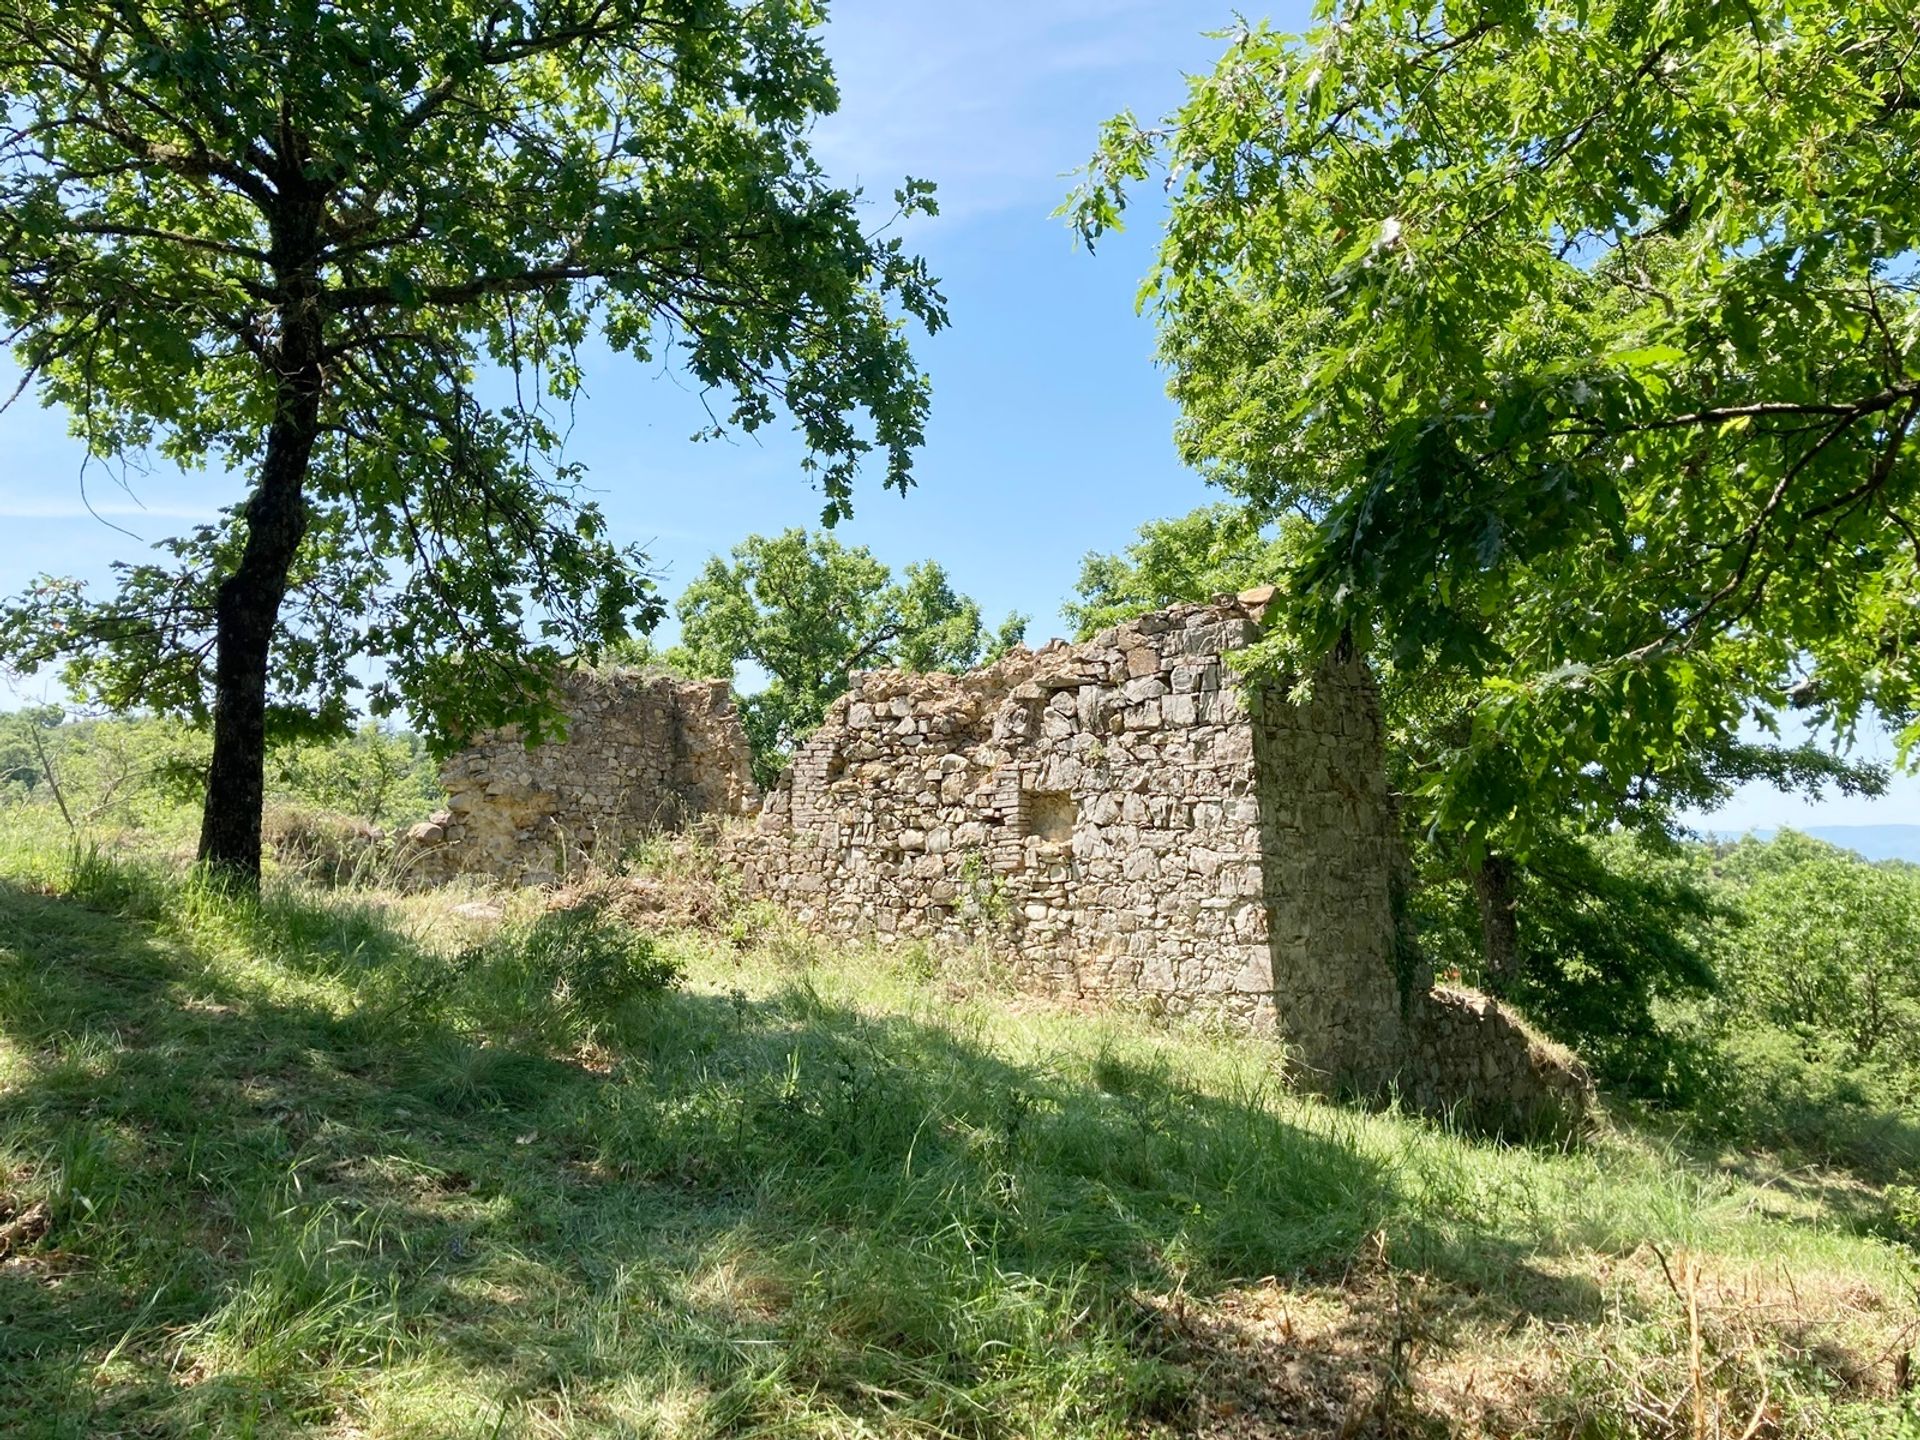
<box><xmin>1411</xmin><ymin>831</ymin><xmax>1720</xmax><ymax>1097</ymax></box>
<box><xmin>1411</xmin><ymin>828</ymin><xmax>1920</xmax><ymax>1176</ymax></box>
<box><xmin>268</xmin><ymin>723</ymin><xmax>442</xmax><ymax>828</ymax></box>
<box><xmin>1</xmin><ymin>711</ymin><xmax>442</xmax><ymax>845</ymax></box>
<box><xmin>1641</xmin><ymin>833</ymin><xmax>1920</xmax><ymax>1174</ymax></box>
<box><xmin>0</xmin><ymin>712</ymin><xmax>207</xmax><ymax>836</ymax></box>
<box><xmin>422</xmin><ymin>905</ymin><xmax>681</xmax><ymax>1053</ymax></box>
<box><xmin>1668</xmin><ymin>1019</ymin><xmax>1920</xmax><ymax>1176</ymax></box>
<box><xmin>1706</xmin><ymin>832</ymin><xmax>1920</xmax><ymax>1087</ymax></box>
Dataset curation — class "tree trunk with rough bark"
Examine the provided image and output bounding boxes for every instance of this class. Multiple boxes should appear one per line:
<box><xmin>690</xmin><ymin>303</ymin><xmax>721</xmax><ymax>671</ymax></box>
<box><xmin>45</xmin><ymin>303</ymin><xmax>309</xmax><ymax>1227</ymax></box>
<box><xmin>196</xmin><ymin>186</ymin><xmax>324</xmax><ymax>884</ymax></box>
<box><xmin>1471</xmin><ymin>852</ymin><xmax>1522</xmax><ymax>994</ymax></box>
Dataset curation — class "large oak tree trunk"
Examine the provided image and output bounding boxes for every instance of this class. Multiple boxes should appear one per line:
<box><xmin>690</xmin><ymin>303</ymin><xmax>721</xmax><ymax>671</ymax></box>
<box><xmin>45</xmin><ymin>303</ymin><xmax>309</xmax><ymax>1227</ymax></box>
<box><xmin>196</xmin><ymin>199</ymin><xmax>324</xmax><ymax>882</ymax></box>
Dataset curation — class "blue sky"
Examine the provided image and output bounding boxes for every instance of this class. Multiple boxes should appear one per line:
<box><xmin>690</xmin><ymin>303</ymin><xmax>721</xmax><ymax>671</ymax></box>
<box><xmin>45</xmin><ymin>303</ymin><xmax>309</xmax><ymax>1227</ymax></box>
<box><xmin>0</xmin><ymin>0</ymin><xmax>1913</xmax><ymax>831</ymax></box>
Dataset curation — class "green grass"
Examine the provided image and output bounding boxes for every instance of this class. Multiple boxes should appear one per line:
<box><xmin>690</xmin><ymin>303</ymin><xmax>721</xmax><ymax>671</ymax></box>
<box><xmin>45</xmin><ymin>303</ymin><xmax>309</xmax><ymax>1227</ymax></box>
<box><xmin>0</xmin><ymin>825</ymin><xmax>1915</xmax><ymax>1437</ymax></box>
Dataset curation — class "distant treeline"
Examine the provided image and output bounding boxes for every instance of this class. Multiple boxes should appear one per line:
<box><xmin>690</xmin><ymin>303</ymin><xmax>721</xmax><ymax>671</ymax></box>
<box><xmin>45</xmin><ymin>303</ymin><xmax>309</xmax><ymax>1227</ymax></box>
<box><xmin>0</xmin><ymin>708</ymin><xmax>442</xmax><ymax>837</ymax></box>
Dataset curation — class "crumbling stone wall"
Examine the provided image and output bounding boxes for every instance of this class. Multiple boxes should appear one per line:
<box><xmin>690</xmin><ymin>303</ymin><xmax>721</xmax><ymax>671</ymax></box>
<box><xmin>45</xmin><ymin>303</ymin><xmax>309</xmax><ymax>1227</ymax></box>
<box><xmin>734</xmin><ymin>597</ymin><xmax>1588</xmax><ymax>1119</ymax></box>
<box><xmin>733</xmin><ymin>600</ymin><xmax>1414</xmax><ymax>1090</ymax></box>
<box><xmin>1408</xmin><ymin>988</ymin><xmax>1594</xmax><ymax>1136</ymax></box>
<box><xmin>1248</xmin><ymin>653</ymin><xmax>1411</xmax><ymax>1087</ymax></box>
<box><xmin>736</xmin><ymin>604</ymin><xmax>1272</xmax><ymax>1001</ymax></box>
<box><xmin>400</xmin><ymin>670</ymin><xmax>755</xmax><ymax>885</ymax></box>
<box><xmin>412</xmin><ymin>602</ymin><xmax>1591</xmax><ymax>1124</ymax></box>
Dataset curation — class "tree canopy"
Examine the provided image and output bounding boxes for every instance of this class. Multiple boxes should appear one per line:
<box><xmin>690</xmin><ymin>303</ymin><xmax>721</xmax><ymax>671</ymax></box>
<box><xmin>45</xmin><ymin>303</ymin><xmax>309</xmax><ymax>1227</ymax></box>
<box><xmin>0</xmin><ymin>0</ymin><xmax>943</xmax><ymax>878</ymax></box>
<box><xmin>1712</xmin><ymin>832</ymin><xmax>1920</xmax><ymax>1074</ymax></box>
<box><xmin>1074</xmin><ymin>502</ymin><xmax>1882</xmax><ymax>1032</ymax></box>
<box><xmin>669</xmin><ymin>528</ymin><xmax>1025</xmax><ymax>784</ymax></box>
<box><xmin>1071</xmin><ymin>0</ymin><xmax>1920</xmax><ymax>861</ymax></box>
<box><xmin>0</xmin><ymin>705</ymin><xmax>64</xmax><ymax>795</ymax></box>
<box><xmin>1066</xmin><ymin>504</ymin><xmax>1307</xmax><ymax>641</ymax></box>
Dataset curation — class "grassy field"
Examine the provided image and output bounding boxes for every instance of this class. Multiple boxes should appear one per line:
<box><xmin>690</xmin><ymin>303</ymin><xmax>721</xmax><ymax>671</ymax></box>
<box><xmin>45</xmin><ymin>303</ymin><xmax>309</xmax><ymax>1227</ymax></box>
<box><xmin>0</xmin><ymin>820</ymin><xmax>1915</xmax><ymax>1437</ymax></box>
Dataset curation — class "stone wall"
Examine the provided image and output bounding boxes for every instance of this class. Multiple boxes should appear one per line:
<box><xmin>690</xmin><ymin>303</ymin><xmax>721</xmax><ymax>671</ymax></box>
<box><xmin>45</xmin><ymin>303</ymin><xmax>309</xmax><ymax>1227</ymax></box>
<box><xmin>399</xmin><ymin>670</ymin><xmax>756</xmax><ymax>885</ymax></box>
<box><xmin>733</xmin><ymin>600</ymin><xmax>1413</xmax><ymax>1090</ymax></box>
<box><xmin>1407</xmin><ymin>988</ymin><xmax>1594</xmax><ymax>1137</ymax></box>
<box><xmin>407</xmin><ymin>603</ymin><xmax>1592</xmax><ymax>1126</ymax></box>
<box><xmin>1249</xmin><ymin>656</ymin><xmax>1411</xmax><ymax>1088</ymax></box>
<box><xmin>736</xmin><ymin>605</ymin><xmax>1274</xmax><ymax>1005</ymax></box>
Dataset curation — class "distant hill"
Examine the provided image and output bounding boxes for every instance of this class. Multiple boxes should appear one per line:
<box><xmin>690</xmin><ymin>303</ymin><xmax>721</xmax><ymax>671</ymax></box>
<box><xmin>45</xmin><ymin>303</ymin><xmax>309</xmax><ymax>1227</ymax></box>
<box><xmin>1805</xmin><ymin>825</ymin><xmax>1920</xmax><ymax>864</ymax></box>
<box><xmin>1712</xmin><ymin>825</ymin><xmax>1920</xmax><ymax>865</ymax></box>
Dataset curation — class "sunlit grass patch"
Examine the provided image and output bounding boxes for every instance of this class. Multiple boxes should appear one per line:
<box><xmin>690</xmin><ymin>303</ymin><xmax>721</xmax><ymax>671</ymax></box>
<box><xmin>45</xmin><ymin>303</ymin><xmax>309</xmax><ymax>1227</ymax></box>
<box><xmin>0</xmin><ymin>838</ymin><xmax>1914</xmax><ymax>1437</ymax></box>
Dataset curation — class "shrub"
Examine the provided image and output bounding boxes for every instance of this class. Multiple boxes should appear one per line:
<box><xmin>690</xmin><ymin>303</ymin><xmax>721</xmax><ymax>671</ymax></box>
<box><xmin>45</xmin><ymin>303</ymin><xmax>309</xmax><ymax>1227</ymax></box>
<box><xmin>268</xmin><ymin>723</ymin><xmax>442</xmax><ymax>828</ymax></box>
<box><xmin>262</xmin><ymin>807</ymin><xmax>389</xmax><ymax>888</ymax></box>
<box><xmin>0</xmin><ymin>712</ymin><xmax>208</xmax><ymax>835</ymax></box>
<box><xmin>1411</xmin><ymin>831</ymin><xmax>1720</xmax><ymax>1096</ymax></box>
<box><xmin>1707</xmin><ymin>832</ymin><xmax>1920</xmax><ymax>1086</ymax></box>
<box><xmin>1663</xmin><ymin>1009</ymin><xmax>1920</xmax><ymax>1178</ymax></box>
<box><xmin>0</xmin><ymin>713</ymin><xmax>443</xmax><ymax>849</ymax></box>
<box><xmin>424</xmin><ymin>906</ymin><xmax>681</xmax><ymax>1053</ymax></box>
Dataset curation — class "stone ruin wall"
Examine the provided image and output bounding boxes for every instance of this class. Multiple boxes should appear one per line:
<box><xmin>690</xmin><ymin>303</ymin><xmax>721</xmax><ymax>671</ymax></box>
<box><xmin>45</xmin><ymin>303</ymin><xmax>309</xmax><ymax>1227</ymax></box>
<box><xmin>1247</xmin><ymin>648</ymin><xmax>1411</xmax><ymax>1082</ymax></box>
<box><xmin>405</xmin><ymin>602</ymin><xmax>1591</xmax><ymax>1126</ymax></box>
<box><xmin>400</xmin><ymin>670</ymin><xmax>756</xmax><ymax>886</ymax></box>
<box><xmin>1408</xmin><ymin>987</ymin><xmax>1594</xmax><ymax>1133</ymax></box>
<box><xmin>734</xmin><ymin>600</ymin><xmax>1409</xmax><ymax>1090</ymax></box>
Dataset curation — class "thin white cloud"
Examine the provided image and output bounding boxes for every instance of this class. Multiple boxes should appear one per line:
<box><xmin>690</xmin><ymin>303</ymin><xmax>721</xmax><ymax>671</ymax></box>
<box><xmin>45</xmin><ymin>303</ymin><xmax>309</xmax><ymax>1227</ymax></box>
<box><xmin>811</xmin><ymin>0</ymin><xmax>1228</xmax><ymax>226</ymax></box>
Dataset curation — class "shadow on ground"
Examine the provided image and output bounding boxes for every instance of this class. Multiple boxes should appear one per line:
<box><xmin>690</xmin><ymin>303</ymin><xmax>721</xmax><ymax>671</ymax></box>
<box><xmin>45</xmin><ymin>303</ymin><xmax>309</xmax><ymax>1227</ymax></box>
<box><xmin>0</xmin><ymin>873</ymin><xmax>1608</xmax><ymax>1437</ymax></box>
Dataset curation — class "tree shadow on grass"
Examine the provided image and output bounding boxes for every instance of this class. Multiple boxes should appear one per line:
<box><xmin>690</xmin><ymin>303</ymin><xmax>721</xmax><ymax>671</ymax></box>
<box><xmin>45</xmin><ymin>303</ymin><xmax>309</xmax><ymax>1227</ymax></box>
<box><xmin>0</xmin><ymin>874</ymin><xmax>1601</xmax><ymax>1438</ymax></box>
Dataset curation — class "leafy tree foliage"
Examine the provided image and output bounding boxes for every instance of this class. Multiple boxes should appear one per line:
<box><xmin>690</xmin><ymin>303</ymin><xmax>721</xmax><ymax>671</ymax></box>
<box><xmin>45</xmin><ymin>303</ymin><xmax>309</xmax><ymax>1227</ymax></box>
<box><xmin>0</xmin><ymin>0</ymin><xmax>944</xmax><ymax>881</ymax></box>
<box><xmin>1410</xmin><ymin>828</ymin><xmax>1920</xmax><ymax>1166</ymax></box>
<box><xmin>0</xmin><ymin>712</ymin><xmax>209</xmax><ymax>831</ymax></box>
<box><xmin>0</xmin><ymin>708</ymin><xmax>443</xmax><ymax>834</ymax></box>
<box><xmin>673</xmin><ymin>528</ymin><xmax>1025</xmax><ymax>784</ymax></box>
<box><xmin>1065</xmin><ymin>504</ymin><xmax>1307</xmax><ymax>639</ymax></box>
<box><xmin>1710</xmin><ymin>832</ymin><xmax>1920</xmax><ymax>1076</ymax></box>
<box><xmin>269</xmin><ymin>723</ymin><xmax>441</xmax><ymax>827</ymax></box>
<box><xmin>1072</xmin><ymin>0</ymin><xmax>1920</xmax><ymax>864</ymax></box>
<box><xmin>1658</xmin><ymin>832</ymin><xmax>1920</xmax><ymax>1172</ymax></box>
<box><xmin>1415</xmin><ymin>831</ymin><xmax>1721</xmax><ymax>1091</ymax></box>
<box><xmin>0</xmin><ymin>705</ymin><xmax>64</xmax><ymax>792</ymax></box>
<box><xmin>1074</xmin><ymin>506</ymin><xmax>1878</xmax><ymax>1047</ymax></box>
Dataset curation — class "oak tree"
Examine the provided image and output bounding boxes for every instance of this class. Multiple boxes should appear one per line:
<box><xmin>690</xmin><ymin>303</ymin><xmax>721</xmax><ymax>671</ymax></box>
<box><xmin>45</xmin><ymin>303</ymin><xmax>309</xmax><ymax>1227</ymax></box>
<box><xmin>1065</xmin><ymin>504</ymin><xmax>1308</xmax><ymax>640</ymax></box>
<box><xmin>671</xmin><ymin>528</ymin><xmax>1024</xmax><ymax>783</ymax></box>
<box><xmin>0</xmin><ymin>0</ymin><xmax>943</xmax><ymax>881</ymax></box>
<box><xmin>1073</xmin><ymin>0</ymin><xmax>1920</xmax><ymax>868</ymax></box>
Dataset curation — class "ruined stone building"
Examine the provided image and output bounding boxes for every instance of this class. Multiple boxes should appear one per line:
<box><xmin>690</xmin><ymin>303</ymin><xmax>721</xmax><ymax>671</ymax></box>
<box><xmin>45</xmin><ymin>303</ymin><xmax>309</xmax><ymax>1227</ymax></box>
<box><xmin>406</xmin><ymin>596</ymin><xmax>1588</xmax><ymax>1125</ymax></box>
<box><xmin>733</xmin><ymin>599</ymin><xmax>1406</xmax><ymax>1084</ymax></box>
<box><xmin>407</xmin><ymin>672</ymin><xmax>756</xmax><ymax>887</ymax></box>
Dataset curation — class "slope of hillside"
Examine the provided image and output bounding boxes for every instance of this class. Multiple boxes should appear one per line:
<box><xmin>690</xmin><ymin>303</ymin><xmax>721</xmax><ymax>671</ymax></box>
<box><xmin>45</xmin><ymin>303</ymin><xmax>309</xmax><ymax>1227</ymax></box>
<box><xmin>0</xmin><ymin>832</ymin><xmax>1915</xmax><ymax>1438</ymax></box>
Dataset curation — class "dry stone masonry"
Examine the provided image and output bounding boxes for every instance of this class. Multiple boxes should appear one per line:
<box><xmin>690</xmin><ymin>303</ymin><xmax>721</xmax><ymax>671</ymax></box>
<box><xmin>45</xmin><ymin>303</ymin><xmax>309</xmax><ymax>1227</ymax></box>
<box><xmin>400</xmin><ymin>670</ymin><xmax>755</xmax><ymax>886</ymax></box>
<box><xmin>735</xmin><ymin>599</ymin><xmax>1409</xmax><ymax>1089</ymax></box>
<box><xmin>410</xmin><ymin>597</ymin><xmax>1589</xmax><ymax>1128</ymax></box>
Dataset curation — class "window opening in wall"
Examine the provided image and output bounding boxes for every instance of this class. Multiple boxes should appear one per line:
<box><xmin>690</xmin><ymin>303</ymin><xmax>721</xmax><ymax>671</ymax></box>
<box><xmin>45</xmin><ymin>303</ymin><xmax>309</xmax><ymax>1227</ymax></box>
<box><xmin>1027</xmin><ymin>790</ymin><xmax>1077</xmax><ymax>844</ymax></box>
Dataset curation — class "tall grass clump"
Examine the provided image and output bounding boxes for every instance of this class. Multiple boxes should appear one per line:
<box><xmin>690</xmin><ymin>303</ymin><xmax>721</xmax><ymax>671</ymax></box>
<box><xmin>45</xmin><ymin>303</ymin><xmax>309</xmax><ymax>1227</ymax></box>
<box><xmin>407</xmin><ymin>904</ymin><xmax>681</xmax><ymax>1054</ymax></box>
<box><xmin>173</xmin><ymin>1197</ymin><xmax>412</xmax><ymax>1428</ymax></box>
<box><xmin>24</xmin><ymin>838</ymin><xmax>680</xmax><ymax>1063</ymax></box>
